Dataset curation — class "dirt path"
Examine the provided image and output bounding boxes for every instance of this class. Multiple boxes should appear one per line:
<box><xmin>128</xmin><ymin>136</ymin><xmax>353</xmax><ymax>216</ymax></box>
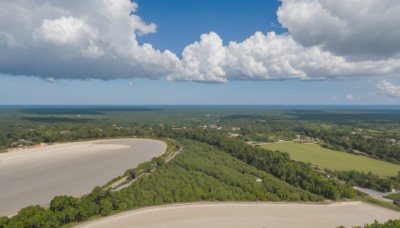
<box><xmin>353</xmin><ymin>186</ymin><xmax>396</xmax><ymax>203</ymax></box>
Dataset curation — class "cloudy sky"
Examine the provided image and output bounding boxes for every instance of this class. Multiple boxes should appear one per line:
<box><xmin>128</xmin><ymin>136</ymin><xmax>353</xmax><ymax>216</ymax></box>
<box><xmin>1</xmin><ymin>0</ymin><xmax>400</xmax><ymax>105</ymax></box>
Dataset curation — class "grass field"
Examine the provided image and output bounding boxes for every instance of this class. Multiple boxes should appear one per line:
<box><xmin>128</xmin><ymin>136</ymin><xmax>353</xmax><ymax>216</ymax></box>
<box><xmin>261</xmin><ymin>142</ymin><xmax>400</xmax><ymax>178</ymax></box>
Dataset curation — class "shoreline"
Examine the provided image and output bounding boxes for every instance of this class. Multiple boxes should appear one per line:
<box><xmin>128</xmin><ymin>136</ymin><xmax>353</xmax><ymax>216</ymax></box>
<box><xmin>1</xmin><ymin>137</ymin><xmax>167</xmax><ymax>159</ymax></box>
<box><xmin>77</xmin><ymin>201</ymin><xmax>400</xmax><ymax>228</ymax></box>
<box><xmin>4</xmin><ymin>137</ymin><xmax>166</xmax><ymax>153</ymax></box>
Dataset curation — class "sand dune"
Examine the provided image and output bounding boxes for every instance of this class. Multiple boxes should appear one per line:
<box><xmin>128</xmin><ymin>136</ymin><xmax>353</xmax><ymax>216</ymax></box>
<box><xmin>0</xmin><ymin>138</ymin><xmax>166</xmax><ymax>215</ymax></box>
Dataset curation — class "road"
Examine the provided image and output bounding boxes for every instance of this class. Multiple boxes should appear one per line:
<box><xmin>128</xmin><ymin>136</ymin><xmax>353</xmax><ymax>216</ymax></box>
<box><xmin>0</xmin><ymin>138</ymin><xmax>166</xmax><ymax>215</ymax></box>
<box><xmin>353</xmin><ymin>186</ymin><xmax>399</xmax><ymax>203</ymax></box>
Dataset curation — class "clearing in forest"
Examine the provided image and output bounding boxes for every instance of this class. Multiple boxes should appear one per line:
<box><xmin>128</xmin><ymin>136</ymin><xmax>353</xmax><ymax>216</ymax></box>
<box><xmin>261</xmin><ymin>142</ymin><xmax>400</xmax><ymax>178</ymax></box>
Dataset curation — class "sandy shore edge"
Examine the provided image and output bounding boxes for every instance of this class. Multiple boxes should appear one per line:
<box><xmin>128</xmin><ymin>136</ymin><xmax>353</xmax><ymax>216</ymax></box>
<box><xmin>76</xmin><ymin>201</ymin><xmax>400</xmax><ymax>227</ymax></box>
<box><xmin>0</xmin><ymin>138</ymin><xmax>167</xmax><ymax>160</ymax></box>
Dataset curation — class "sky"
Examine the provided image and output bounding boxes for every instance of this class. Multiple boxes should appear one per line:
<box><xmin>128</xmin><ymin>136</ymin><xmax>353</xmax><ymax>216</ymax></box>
<box><xmin>0</xmin><ymin>0</ymin><xmax>400</xmax><ymax>105</ymax></box>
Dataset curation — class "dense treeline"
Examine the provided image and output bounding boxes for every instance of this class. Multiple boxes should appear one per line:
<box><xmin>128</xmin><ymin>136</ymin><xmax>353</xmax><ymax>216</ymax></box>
<box><xmin>328</xmin><ymin>170</ymin><xmax>400</xmax><ymax>192</ymax></box>
<box><xmin>163</xmin><ymin>130</ymin><xmax>356</xmax><ymax>200</ymax></box>
<box><xmin>338</xmin><ymin>219</ymin><xmax>400</xmax><ymax>228</ymax></box>
<box><xmin>0</xmin><ymin>124</ymin><xmax>150</xmax><ymax>150</ymax></box>
<box><xmin>0</xmin><ymin>140</ymin><xmax>323</xmax><ymax>228</ymax></box>
<box><xmin>220</xmin><ymin>117</ymin><xmax>301</xmax><ymax>142</ymax></box>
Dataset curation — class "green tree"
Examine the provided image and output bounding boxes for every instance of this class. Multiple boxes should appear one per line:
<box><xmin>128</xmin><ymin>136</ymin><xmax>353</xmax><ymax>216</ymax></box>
<box><xmin>100</xmin><ymin>199</ymin><xmax>113</xmax><ymax>216</ymax></box>
<box><xmin>0</xmin><ymin>216</ymin><xmax>9</xmax><ymax>228</ymax></box>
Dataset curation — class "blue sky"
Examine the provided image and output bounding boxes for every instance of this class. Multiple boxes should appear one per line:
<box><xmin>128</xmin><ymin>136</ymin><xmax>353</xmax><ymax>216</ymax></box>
<box><xmin>0</xmin><ymin>0</ymin><xmax>400</xmax><ymax>104</ymax></box>
<box><xmin>136</xmin><ymin>0</ymin><xmax>285</xmax><ymax>54</ymax></box>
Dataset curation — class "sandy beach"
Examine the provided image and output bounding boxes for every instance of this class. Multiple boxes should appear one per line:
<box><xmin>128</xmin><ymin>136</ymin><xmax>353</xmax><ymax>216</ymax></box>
<box><xmin>0</xmin><ymin>138</ymin><xmax>166</xmax><ymax>216</ymax></box>
<box><xmin>78</xmin><ymin>202</ymin><xmax>400</xmax><ymax>228</ymax></box>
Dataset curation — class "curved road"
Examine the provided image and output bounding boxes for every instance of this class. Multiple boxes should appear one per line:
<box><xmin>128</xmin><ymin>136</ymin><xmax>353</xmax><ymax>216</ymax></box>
<box><xmin>0</xmin><ymin>138</ymin><xmax>166</xmax><ymax>215</ymax></box>
<box><xmin>78</xmin><ymin>202</ymin><xmax>400</xmax><ymax>228</ymax></box>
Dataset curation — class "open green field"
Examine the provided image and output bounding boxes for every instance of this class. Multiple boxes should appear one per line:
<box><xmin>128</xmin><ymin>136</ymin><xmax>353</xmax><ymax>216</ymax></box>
<box><xmin>261</xmin><ymin>142</ymin><xmax>400</xmax><ymax>178</ymax></box>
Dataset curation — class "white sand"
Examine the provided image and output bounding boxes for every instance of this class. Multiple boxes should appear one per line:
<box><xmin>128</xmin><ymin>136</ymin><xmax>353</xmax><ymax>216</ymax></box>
<box><xmin>0</xmin><ymin>138</ymin><xmax>166</xmax><ymax>216</ymax></box>
<box><xmin>78</xmin><ymin>202</ymin><xmax>400</xmax><ymax>228</ymax></box>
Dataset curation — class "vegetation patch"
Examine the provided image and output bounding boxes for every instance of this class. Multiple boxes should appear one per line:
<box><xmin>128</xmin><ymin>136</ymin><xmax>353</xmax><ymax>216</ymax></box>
<box><xmin>339</xmin><ymin>219</ymin><xmax>400</xmax><ymax>228</ymax></box>
<box><xmin>385</xmin><ymin>192</ymin><xmax>400</xmax><ymax>200</ymax></box>
<box><xmin>21</xmin><ymin>117</ymin><xmax>95</xmax><ymax>123</ymax></box>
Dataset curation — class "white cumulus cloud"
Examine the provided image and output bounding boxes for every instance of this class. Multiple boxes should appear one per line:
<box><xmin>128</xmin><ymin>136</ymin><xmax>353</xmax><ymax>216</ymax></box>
<box><xmin>168</xmin><ymin>32</ymin><xmax>228</xmax><ymax>82</ymax></box>
<box><xmin>34</xmin><ymin>17</ymin><xmax>98</xmax><ymax>45</ymax></box>
<box><xmin>277</xmin><ymin>0</ymin><xmax>400</xmax><ymax>59</ymax></box>
<box><xmin>0</xmin><ymin>0</ymin><xmax>179</xmax><ymax>80</ymax></box>
<box><xmin>0</xmin><ymin>0</ymin><xmax>400</xmax><ymax>83</ymax></box>
<box><xmin>170</xmin><ymin>31</ymin><xmax>400</xmax><ymax>82</ymax></box>
<box><xmin>377</xmin><ymin>80</ymin><xmax>400</xmax><ymax>97</ymax></box>
<box><xmin>346</xmin><ymin>94</ymin><xmax>354</xmax><ymax>101</ymax></box>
